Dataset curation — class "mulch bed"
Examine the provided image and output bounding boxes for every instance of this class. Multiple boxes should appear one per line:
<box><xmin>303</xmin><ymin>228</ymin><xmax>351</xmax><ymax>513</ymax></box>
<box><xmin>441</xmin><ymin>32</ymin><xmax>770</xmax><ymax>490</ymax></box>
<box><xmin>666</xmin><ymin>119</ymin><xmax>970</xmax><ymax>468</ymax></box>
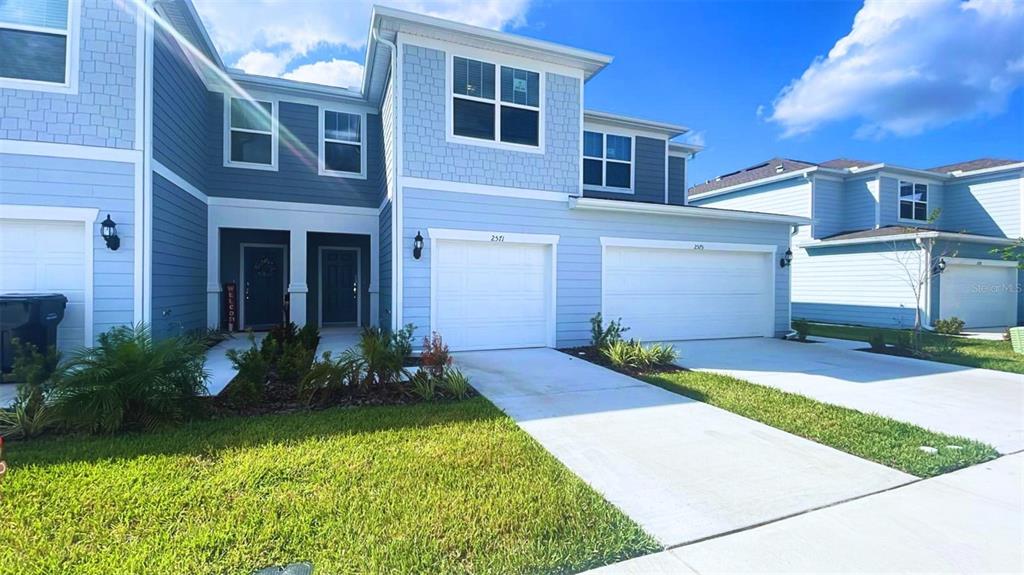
<box><xmin>558</xmin><ymin>346</ymin><xmax>686</xmax><ymax>378</ymax></box>
<box><xmin>206</xmin><ymin>384</ymin><xmax>478</xmax><ymax>419</ymax></box>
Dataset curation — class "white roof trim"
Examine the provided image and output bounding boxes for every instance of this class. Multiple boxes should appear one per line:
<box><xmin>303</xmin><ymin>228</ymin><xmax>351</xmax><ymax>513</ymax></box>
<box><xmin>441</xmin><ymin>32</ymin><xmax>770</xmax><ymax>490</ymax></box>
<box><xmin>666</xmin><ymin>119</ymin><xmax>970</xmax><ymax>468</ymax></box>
<box><xmin>689</xmin><ymin>167</ymin><xmax>817</xmax><ymax>200</ymax></box>
<box><xmin>584</xmin><ymin>110</ymin><xmax>688</xmax><ymax>138</ymax></box>
<box><xmin>949</xmin><ymin>162</ymin><xmax>1024</xmax><ymax>178</ymax></box>
<box><xmin>571</xmin><ymin>197</ymin><xmax>810</xmax><ymax>224</ymax></box>
<box><xmin>799</xmin><ymin>231</ymin><xmax>1017</xmax><ymax>248</ymax></box>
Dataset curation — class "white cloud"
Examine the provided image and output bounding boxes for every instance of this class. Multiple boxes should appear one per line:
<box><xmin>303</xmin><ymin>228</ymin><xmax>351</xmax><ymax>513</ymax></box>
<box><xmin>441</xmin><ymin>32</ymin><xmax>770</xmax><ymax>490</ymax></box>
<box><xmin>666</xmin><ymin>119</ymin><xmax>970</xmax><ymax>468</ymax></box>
<box><xmin>193</xmin><ymin>0</ymin><xmax>531</xmax><ymax>88</ymax></box>
<box><xmin>283</xmin><ymin>59</ymin><xmax>366</xmax><ymax>90</ymax></box>
<box><xmin>767</xmin><ymin>0</ymin><xmax>1024</xmax><ymax>138</ymax></box>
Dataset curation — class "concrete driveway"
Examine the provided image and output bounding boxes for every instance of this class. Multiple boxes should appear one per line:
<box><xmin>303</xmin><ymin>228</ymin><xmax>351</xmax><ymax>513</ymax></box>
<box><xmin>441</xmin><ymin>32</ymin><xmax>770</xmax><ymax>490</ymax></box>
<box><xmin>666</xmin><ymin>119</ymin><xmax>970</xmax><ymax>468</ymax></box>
<box><xmin>456</xmin><ymin>348</ymin><xmax>913</xmax><ymax>547</ymax></box>
<box><xmin>673</xmin><ymin>338</ymin><xmax>1024</xmax><ymax>453</ymax></box>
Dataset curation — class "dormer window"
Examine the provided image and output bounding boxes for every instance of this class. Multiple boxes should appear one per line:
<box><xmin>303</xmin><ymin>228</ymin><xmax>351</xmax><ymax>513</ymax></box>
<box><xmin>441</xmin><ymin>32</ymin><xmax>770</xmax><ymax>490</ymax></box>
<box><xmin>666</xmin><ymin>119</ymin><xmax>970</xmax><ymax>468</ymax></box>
<box><xmin>899</xmin><ymin>181</ymin><xmax>928</xmax><ymax>222</ymax></box>
<box><xmin>450</xmin><ymin>55</ymin><xmax>542</xmax><ymax>149</ymax></box>
<box><xmin>583</xmin><ymin>131</ymin><xmax>633</xmax><ymax>191</ymax></box>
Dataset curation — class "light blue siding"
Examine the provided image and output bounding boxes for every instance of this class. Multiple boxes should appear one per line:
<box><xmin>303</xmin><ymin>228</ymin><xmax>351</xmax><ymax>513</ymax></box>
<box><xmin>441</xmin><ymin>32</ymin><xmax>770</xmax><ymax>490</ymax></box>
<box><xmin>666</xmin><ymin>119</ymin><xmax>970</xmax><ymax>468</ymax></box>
<box><xmin>811</xmin><ymin>177</ymin><xmax>843</xmax><ymax>238</ymax></box>
<box><xmin>0</xmin><ymin>153</ymin><xmax>135</xmax><ymax>337</ymax></box>
<box><xmin>584</xmin><ymin>136</ymin><xmax>665</xmax><ymax>204</ymax></box>
<box><xmin>400</xmin><ymin>188</ymin><xmax>793</xmax><ymax>346</ymax></box>
<box><xmin>878</xmin><ymin>175</ymin><xmax>945</xmax><ymax>228</ymax></box>
<box><xmin>400</xmin><ymin>44</ymin><xmax>580</xmax><ymax>194</ymax></box>
<box><xmin>151</xmin><ymin>174</ymin><xmax>207</xmax><ymax>339</ymax></box>
<box><xmin>841</xmin><ymin>176</ymin><xmax>877</xmax><ymax>232</ymax></box>
<box><xmin>152</xmin><ymin>25</ymin><xmax>206</xmax><ymax>191</ymax></box>
<box><xmin>668</xmin><ymin>156</ymin><xmax>686</xmax><ymax>205</ymax></box>
<box><xmin>691</xmin><ymin>177</ymin><xmax>811</xmax><ymax>218</ymax></box>
<box><xmin>205</xmin><ymin>95</ymin><xmax>384</xmax><ymax>208</ymax></box>
<box><xmin>0</xmin><ymin>0</ymin><xmax>137</xmax><ymax>148</ymax></box>
<box><xmin>940</xmin><ymin>171</ymin><xmax>1022</xmax><ymax>238</ymax></box>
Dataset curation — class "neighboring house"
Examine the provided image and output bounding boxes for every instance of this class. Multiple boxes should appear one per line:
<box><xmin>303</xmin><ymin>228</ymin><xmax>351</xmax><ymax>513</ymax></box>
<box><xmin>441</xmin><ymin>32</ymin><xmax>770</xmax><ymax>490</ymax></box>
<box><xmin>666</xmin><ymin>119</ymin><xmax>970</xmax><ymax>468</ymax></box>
<box><xmin>690</xmin><ymin>158</ymin><xmax>1024</xmax><ymax>329</ymax></box>
<box><xmin>1</xmin><ymin>0</ymin><xmax>807</xmax><ymax>354</ymax></box>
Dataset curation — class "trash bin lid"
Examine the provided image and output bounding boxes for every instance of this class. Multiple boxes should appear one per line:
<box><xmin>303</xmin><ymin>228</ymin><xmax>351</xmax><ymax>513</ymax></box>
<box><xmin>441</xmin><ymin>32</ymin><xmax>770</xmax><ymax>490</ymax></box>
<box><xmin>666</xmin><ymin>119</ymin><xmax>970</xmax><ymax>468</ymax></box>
<box><xmin>0</xmin><ymin>293</ymin><xmax>68</xmax><ymax>302</ymax></box>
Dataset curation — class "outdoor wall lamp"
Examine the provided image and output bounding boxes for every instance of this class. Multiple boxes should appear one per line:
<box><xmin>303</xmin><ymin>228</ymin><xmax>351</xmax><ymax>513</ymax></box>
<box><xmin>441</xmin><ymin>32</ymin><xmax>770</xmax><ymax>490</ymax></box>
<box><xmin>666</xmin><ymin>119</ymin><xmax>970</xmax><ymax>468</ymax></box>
<box><xmin>413</xmin><ymin>231</ymin><xmax>424</xmax><ymax>260</ymax></box>
<box><xmin>779</xmin><ymin>248</ymin><xmax>793</xmax><ymax>268</ymax></box>
<box><xmin>932</xmin><ymin>258</ymin><xmax>947</xmax><ymax>275</ymax></box>
<box><xmin>100</xmin><ymin>214</ymin><xmax>120</xmax><ymax>251</ymax></box>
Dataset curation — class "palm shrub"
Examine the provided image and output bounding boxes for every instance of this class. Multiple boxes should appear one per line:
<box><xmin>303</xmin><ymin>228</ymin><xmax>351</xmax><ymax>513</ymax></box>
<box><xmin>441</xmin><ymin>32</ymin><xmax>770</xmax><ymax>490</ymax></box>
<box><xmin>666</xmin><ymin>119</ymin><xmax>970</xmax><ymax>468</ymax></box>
<box><xmin>298</xmin><ymin>351</ymin><xmax>360</xmax><ymax>406</ymax></box>
<box><xmin>590</xmin><ymin>313</ymin><xmax>629</xmax><ymax>349</ymax></box>
<box><xmin>440</xmin><ymin>367</ymin><xmax>471</xmax><ymax>399</ymax></box>
<box><xmin>602</xmin><ymin>339</ymin><xmax>678</xmax><ymax>372</ymax></box>
<box><xmin>224</xmin><ymin>332</ymin><xmax>273</xmax><ymax>405</ymax></box>
<box><xmin>409</xmin><ymin>369</ymin><xmax>436</xmax><ymax>401</ymax></box>
<box><xmin>52</xmin><ymin>324</ymin><xmax>208</xmax><ymax>434</ymax></box>
<box><xmin>0</xmin><ymin>340</ymin><xmax>61</xmax><ymax>438</ymax></box>
<box><xmin>340</xmin><ymin>327</ymin><xmax>409</xmax><ymax>389</ymax></box>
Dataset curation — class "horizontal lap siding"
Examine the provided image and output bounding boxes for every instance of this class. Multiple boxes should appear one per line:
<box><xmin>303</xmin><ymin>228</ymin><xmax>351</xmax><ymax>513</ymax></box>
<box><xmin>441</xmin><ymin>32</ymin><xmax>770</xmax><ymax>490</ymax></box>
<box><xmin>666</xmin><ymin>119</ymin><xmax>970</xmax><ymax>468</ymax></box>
<box><xmin>379</xmin><ymin>200</ymin><xmax>393</xmax><ymax>328</ymax></box>
<box><xmin>668</xmin><ymin>156</ymin><xmax>686</xmax><ymax>205</ymax></box>
<box><xmin>152</xmin><ymin>174</ymin><xmax>207</xmax><ymax>339</ymax></box>
<box><xmin>401</xmin><ymin>188</ymin><xmax>792</xmax><ymax>346</ymax></box>
<box><xmin>152</xmin><ymin>26</ymin><xmax>207</xmax><ymax>191</ymax></box>
<box><xmin>692</xmin><ymin>178</ymin><xmax>811</xmax><ymax>218</ymax></box>
<box><xmin>940</xmin><ymin>171</ymin><xmax>1022</xmax><ymax>238</ymax></box>
<box><xmin>842</xmin><ymin>176</ymin><xmax>877</xmax><ymax>232</ymax></box>
<box><xmin>0</xmin><ymin>153</ymin><xmax>136</xmax><ymax>338</ymax></box>
<box><xmin>811</xmin><ymin>178</ymin><xmax>843</xmax><ymax>238</ymax></box>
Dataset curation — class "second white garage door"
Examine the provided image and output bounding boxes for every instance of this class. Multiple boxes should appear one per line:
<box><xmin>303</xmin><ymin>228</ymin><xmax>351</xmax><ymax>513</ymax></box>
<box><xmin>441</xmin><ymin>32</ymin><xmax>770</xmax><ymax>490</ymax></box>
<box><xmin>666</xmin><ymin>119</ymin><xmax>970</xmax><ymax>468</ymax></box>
<box><xmin>939</xmin><ymin>259</ymin><xmax>1018</xmax><ymax>328</ymax></box>
<box><xmin>603</xmin><ymin>240</ymin><xmax>775</xmax><ymax>341</ymax></box>
<box><xmin>432</xmin><ymin>235</ymin><xmax>555</xmax><ymax>351</ymax></box>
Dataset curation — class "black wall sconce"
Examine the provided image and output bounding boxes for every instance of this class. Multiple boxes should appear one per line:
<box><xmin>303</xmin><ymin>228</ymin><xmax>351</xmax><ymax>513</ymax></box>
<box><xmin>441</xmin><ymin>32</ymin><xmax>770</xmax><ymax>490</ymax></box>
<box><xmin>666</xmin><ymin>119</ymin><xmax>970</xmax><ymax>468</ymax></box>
<box><xmin>779</xmin><ymin>248</ymin><xmax>793</xmax><ymax>268</ymax></box>
<box><xmin>413</xmin><ymin>231</ymin><xmax>424</xmax><ymax>260</ymax></box>
<box><xmin>100</xmin><ymin>214</ymin><xmax>120</xmax><ymax>251</ymax></box>
<box><xmin>932</xmin><ymin>258</ymin><xmax>947</xmax><ymax>275</ymax></box>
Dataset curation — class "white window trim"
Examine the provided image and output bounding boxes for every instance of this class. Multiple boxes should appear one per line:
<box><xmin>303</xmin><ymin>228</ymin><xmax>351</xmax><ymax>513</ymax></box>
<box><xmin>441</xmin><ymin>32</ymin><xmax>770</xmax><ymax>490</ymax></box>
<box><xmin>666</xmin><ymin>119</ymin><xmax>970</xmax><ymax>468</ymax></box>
<box><xmin>318</xmin><ymin>107</ymin><xmax>367</xmax><ymax>179</ymax></box>
<box><xmin>223</xmin><ymin>96</ymin><xmax>279</xmax><ymax>171</ymax></box>
<box><xmin>445</xmin><ymin>51</ymin><xmax>546</xmax><ymax>154</ymax></box>
<box><xmin>0</xmin><ymin>0</ymin><xmax>80</xmax><ymax>94</ymax></box>
<box><xmin>583</xmin><ymin>130</ymin><xmax>635</xmax><ymax>194</ymax></box>
<box><xmin>897</xmin><ymin>179</ymin><xmax>930</xmax><ymax>223</ymax></box>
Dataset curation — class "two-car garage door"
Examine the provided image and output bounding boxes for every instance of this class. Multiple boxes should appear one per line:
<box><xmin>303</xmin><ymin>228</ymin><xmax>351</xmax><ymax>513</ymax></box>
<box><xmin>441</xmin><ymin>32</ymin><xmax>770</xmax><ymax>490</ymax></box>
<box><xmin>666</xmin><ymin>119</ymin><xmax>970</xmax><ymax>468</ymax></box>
<box><xmin>430</xmin><ymin>232</ymin><xmax>776</xmax><ymax>350</ymax></box>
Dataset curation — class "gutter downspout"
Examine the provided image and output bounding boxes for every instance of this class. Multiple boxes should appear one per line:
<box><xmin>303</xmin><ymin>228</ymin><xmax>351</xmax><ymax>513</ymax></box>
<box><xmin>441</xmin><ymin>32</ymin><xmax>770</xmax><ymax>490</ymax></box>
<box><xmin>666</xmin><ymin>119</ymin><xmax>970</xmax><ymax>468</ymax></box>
<box><xmin>373</xmin><ymin>25</ymin><xmax>401</xmax><ymax>331</ymax></box>
<box><xmin>784</xmin><ymin>223</ymin><xmax>800</xmax><ymax>340</ymax></box>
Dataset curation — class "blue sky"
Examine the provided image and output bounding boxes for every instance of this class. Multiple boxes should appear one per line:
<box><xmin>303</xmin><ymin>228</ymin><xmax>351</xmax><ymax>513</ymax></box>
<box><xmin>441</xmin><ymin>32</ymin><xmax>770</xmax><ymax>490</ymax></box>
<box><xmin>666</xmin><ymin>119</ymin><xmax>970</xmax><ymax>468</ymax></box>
<box><xmin>194</xmin><ymin>0</ymin><xmax>1024</xmax><ymax>188</ymax></box>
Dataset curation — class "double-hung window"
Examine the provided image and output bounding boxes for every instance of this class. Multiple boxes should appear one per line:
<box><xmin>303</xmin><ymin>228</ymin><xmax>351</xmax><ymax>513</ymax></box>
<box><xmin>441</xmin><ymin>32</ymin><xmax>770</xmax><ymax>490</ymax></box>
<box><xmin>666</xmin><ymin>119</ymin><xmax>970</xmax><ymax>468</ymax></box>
<box><xmin>899</xmin><ymin>181</ymin><xmax>928</xmax><ymax>221</ymax></box>
<box><xmin>0</xmin><ymin>0</ymin><xmax>77</xmax><ymax>91</ymax></box>
<box><xmin>320</xmin><ymin>109</ymin><xmax>364</xmax><ymax>177</ymax></box>
<box><xmin>583</xmin><ymin>131</ymin><xmax>632</xmax><ymax>191</ymax></box>
<box><xmin>226</xmin><ymin>97</ymin><xmax>276</xmax><ymax>169</ymax></box>
<box><xmin>451</xmin><ymin>55</ymin><xmax>541</xmax><ymax>148</ymax></box>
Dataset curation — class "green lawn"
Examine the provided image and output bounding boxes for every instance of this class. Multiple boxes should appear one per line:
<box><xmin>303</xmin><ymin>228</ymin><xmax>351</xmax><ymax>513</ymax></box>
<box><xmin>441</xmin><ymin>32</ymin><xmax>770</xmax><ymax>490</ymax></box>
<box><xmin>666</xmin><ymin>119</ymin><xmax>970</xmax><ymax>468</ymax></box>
<box><xmin>803</xmin><ymin>322</ymin><xmax>1023</xmax><ymax>374</ymax></box>
<box><xmin>642</xmin><ymin>370</ymin><xmax>998</xmax><ymax>478</ymax></box>
<box><xmin>0</xmin><ymin>398</ymin><xmax>657</xmax><ymax>575</ymax></box>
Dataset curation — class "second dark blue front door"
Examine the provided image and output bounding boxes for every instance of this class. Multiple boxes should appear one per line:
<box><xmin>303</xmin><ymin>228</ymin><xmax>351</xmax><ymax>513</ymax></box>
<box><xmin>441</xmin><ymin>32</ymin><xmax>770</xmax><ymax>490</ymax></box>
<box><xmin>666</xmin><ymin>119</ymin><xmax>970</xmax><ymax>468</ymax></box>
<box><xmin>321</xmin><ymin>249</ymin><xmax>359</xmax><ymax>325</ymax></box>
<box><xmin>242</xmin><ymin>245</ymin><xmax>286</xmax><ymax>329</ymax></box>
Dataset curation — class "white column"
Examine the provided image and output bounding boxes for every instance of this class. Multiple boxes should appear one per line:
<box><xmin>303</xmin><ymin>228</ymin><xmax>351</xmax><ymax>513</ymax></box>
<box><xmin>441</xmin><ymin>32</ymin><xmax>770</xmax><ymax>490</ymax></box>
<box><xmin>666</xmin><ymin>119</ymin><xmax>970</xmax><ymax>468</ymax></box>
<box><xmin>288</xmin><ymin>229</ymin><xmax>309</xmax><ymax>326</ymax></box>
<box><xmin>206</xmin><ymin>223</ymin><xmax>221</xmax><ymax>329</ymax></box>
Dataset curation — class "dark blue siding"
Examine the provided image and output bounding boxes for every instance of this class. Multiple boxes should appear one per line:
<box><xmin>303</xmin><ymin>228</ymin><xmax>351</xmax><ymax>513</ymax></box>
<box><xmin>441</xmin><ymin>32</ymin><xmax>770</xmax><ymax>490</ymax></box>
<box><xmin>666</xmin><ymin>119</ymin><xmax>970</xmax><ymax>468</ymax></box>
<box><xmin>152</xmin><ymin>174</ymin><xmax>208</xmax><ymax>339</ymax></box>
<box><xmin>152</xmin><ymin>27</ymin><xmax>207</xmax><ymax>191</ymax></box>
<box><xmin>379</xmin><ymin>200</ymin><xmax>393</xmax><ymax>329</ymax></box>
<box><xmin>206</xmin><ymin>94</ymin><xmax>384</xmax><ymax>208</ymax></box>
<box><xmin>668</xmin><ymin>156</ymin><xmax>686</xmax><ymax>205</ymax></box>
<box><xmin>584</xmin><ymin>136</ymin><xmax>666</xmax><ymax>204</ymax></box>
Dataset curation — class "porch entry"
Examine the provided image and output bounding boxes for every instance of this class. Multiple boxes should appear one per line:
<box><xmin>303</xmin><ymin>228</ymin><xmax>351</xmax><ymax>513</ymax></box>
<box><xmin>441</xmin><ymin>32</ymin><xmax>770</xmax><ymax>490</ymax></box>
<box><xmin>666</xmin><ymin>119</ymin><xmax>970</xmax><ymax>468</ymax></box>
<box><xmin>319</xmin><ymin>247</ymin><xmax>360</xmax><ymax>326</ymax></box>
<box><xmin>241</xmin><ymin>244</ymin><xmax>287</xmax><ymax>329</ymax></box>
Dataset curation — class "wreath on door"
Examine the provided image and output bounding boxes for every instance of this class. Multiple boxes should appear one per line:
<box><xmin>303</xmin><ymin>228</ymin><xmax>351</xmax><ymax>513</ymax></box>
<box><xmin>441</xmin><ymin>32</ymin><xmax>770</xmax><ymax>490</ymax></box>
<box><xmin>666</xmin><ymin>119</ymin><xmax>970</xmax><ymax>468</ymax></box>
<box><xmin>253</xmin><ymin>256</ymin><xmax>278</xmax><ymax>278</ymax></box>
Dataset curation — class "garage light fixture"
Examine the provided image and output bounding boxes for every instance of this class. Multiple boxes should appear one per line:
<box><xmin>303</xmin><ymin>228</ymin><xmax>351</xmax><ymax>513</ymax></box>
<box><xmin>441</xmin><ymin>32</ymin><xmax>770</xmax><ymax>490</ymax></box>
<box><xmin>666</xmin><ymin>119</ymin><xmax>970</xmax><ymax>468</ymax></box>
<box><xmin>779</xmin><ymin>248</ymin><xmax>793</xmax><ymax>268</ymax></box>
<box><xmin>932</xmin><ymin>258</ymin><xmax>946</xmax><ymax>275</ymax></box>
<box><xmin>100</xmin><ymin>214</ymin><xmax>120</xmax><ymax>251</ymax></box>
<box><xmin>413</xmin><ymin>231</ymin><xmax>424</xmax><ymax>260</ymax></box>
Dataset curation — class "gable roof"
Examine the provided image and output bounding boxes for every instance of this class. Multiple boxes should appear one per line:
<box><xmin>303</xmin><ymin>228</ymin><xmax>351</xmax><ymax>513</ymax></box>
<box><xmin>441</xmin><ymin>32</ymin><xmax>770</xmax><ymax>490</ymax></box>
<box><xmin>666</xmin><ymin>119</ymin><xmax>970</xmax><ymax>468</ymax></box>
<box><xmin>927</xmin><ymin>158</ymin><xmax>1022</xmax><ymax>174</ymax></box>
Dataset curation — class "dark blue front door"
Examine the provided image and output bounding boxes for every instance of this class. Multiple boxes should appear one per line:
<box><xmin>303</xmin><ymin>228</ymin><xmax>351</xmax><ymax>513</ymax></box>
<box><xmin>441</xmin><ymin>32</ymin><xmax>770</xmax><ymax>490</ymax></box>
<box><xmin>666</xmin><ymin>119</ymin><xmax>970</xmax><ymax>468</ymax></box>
<box><xmin>243</xmin><ymin>245</ymin><xmax>286</xmax><ymax>329</ymax></box>
<box><xmin>321</xmin><ymin>249</ymin><xmax>358</xmax><ymax>325</ymax></box>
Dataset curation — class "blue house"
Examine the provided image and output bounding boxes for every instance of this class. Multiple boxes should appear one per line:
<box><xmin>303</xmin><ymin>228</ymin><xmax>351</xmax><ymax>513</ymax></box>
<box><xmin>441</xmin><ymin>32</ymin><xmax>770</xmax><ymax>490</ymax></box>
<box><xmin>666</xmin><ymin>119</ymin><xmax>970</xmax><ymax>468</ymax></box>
<box><xmin>1</xmin><ymin>0</ymin><xmax>808</xmax><ymax>353</ymax></box>
<box><xmin>690</xmin><ymin>158</ymin><xmax>1023</xmax><ymax>329</ymax></box>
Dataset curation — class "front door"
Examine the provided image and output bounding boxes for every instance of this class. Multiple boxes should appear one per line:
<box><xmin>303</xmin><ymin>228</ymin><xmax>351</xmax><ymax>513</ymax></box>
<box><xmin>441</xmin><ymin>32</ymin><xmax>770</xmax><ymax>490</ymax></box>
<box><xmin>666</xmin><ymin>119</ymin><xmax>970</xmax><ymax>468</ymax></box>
<box><xmin>242</xmin><ymin>245</ymin><xmax>286</xmax><ymax>329</ymax></box>
<box><xmin>321</xmin><ymin>248</ymin><xmax>359</xmax><ymax>325</ymax></box>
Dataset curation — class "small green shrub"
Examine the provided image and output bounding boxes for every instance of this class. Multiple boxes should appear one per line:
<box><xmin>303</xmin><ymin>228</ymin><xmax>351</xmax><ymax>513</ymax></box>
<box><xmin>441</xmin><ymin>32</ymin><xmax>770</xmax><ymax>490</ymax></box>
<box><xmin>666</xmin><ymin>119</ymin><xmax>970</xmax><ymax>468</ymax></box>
<box><xmin>933</xmin><ymin>317</ymin><xmax>965</xmax><ymax>336</ymax></box>
<box><xmin>52</xmin><ymin>324</ymin><xmax>208</xmax><ymax>434</ymax></box>
<box><xmin>391</xmin><ymin>323</ymin><xmax>416</xmax><ymax>361</ymax></box>
<box><xmin>224</xmin><ymin>333</ymin><xmax>272</xmax><ymax>405</ymax></box>
<box><xmin>420</xmin><ymin>332</ymin><xmax>452</xmax><ymax>379</ymax></box>
<box><xmin>409</xmin><ymin>370</ymin><xmax>436</xmax><ymax>401</ymax></box>
<box><xmin>339</xmin><ymin>326</ymin><xmax>410</xmax><ymax>388</ymax></box>
<box><xmin>602</xmin><ymin>339</ymin><xmax>678</xmax><ymax>372</ymax></box>
<box><xmin>895</xmin><ymin>331</ymin><xmax>914</xmax><ymax>353</ymax></box>
<box><xmin>298</xmin><ymin>351</ymin><xmax>360</xmax><ymax>406</ymax></box>
<box><xmin>0</xmin><ymin>340</ymin><xmax>61</xmax><ymax>438</ymax></box>
<box><xmin>868</xmin><ymin>331</ymin><xmax>887</xmax><ymax>352</ymax></box>
<box><xmin>792</xmin><ymin>319</ymin><xmax>809</xmax><ymax>342</ymax></box>
<box><xmin>441</xmin><ymin>367</ymin><xmax>471</xmax><ymax>399</ymax></box>
<box><xmin>590</xmin><ymin>313</ymin><xmax>629</xmax><ymax>349</ymax></box>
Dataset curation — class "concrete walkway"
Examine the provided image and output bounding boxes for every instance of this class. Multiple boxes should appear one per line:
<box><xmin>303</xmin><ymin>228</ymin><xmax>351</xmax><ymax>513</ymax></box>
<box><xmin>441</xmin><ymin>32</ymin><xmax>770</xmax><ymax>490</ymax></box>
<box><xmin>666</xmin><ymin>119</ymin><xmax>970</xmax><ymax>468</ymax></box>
<box><xmin>456</xmin><ymin>348</ymin><xmax>913</xmax><ymax>547</ymax></box>
<box><xmin>589</xmin><ymin>453</ymin><xmax>1024</xmax><ymax>574</ymax></box>
<box><xmin>672</xmin><ymin>338</ymin><xmax>1024</xmax><ymax>453</ymax></box>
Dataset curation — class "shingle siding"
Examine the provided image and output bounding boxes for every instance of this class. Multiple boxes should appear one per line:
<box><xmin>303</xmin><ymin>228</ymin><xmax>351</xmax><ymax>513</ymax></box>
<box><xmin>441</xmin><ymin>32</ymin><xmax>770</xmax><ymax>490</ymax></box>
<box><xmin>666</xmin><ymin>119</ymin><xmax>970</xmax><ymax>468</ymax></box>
<box><xmin>151</xmin><ymin>174</ymin><xmax>207</xmax><ymax>339</ymax></box>
<box><xmin>0</xmin><ymin>0</ymin><xmax>137</xmax><ymax>148</ymax></box>
<box><xmin>152</xmin><ymin>26</ymin><xmax>207</xmax><ymax>191</ymax></box>
<box><xmin>400</xmin><ymin>43</ymin><xmax>580</xmax><ymax>194</ymax></box>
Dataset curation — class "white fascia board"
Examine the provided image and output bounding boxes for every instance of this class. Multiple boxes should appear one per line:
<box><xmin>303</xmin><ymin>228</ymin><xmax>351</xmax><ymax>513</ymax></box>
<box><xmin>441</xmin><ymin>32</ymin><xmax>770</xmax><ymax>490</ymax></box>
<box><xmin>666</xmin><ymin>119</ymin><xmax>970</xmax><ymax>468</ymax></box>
<box><xmin>584</xmin><ymin>110</ymin><xmax>688</xmax><ymax>138</ymax></box>
<box><xmin>206</xmin><ymin>196</ymin><xmax>379</xmax><ymax>216</ymax></box>
<box><xmin>668</xmin><ymin>141</ymin><xmax>703</xmax><ymax>156</ymax></box>
<box><xmin>799</xmin><ymin>231</ymin><xmax>1018</xmax><ymax>249</ymax></box>
<box><xmin>571</xmin><ymin>197</ymin><xmax>811</xmax><ymax>225</ymax></box>
<box><xmin>852</xmin><ymin>164</ymin><xmax>950</xmax><ymax>183</ymax></box>
<box><xmin>949</xmin><ymin>162</ymin><xmax>1024</xmax><ymax>179</ymax></box>
<box><xmin>228</xmin><ymin>73</ymin><xmax>371</xmax><ymax>108</ymax></box>
<box><xmin>688</xmin><ymin>168</ymin><xmax>819</xmax><ymax>201</ymax></box>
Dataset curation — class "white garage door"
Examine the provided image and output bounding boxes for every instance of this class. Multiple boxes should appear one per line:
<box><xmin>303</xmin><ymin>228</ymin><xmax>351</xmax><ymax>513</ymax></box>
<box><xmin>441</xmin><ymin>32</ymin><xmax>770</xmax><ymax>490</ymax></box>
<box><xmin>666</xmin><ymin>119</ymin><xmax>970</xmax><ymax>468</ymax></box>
<box><xmin>433</xmin><ymin>237</ymin><xmax>553</xmax><ymax>351</ymax></box>
<box><xmin>604</xmin><ymin>242</ymin><xmax>774</xmax><ymax>341</ymax></box>
<box><xmin>0</xmin><ymin>219</ymin><xmax>88</xmax><ymax>351</ymax></box>
<box><xmin>939</xmin><ymin>260</ymin><xmax>1017</xmax><ymax>328</ymax></box>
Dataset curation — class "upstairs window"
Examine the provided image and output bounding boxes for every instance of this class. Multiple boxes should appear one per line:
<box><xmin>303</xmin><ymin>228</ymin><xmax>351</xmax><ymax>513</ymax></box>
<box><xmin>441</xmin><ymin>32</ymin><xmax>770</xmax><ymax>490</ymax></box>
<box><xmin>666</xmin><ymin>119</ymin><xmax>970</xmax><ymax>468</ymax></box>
<box><xmin>226</xmin><ymin>97</ymin><xmax>276</xmax><ymax>169</ymax></box>
<box><xmin>899</xmin><ymin>181</ymin><xmax>928</xmax><ymax>221</ymax></box>
<box><xmin>320</xmin><ymin>109</ymin><xmax>364</xmax><ymax>177</ymax></box>
<box><xmin>0</xmin><ymin>0</ymin><xmax>77</xmax><ymax>91</ymax></box>
<box><xmin>451</xmin><ymin>55</ymin><xmax>541</xmax><ymax>148</ymax></box>
<box><xmin>583</xmin><ymin>131</ymin><xmax>632</xmax><ymax>191</ymax></box>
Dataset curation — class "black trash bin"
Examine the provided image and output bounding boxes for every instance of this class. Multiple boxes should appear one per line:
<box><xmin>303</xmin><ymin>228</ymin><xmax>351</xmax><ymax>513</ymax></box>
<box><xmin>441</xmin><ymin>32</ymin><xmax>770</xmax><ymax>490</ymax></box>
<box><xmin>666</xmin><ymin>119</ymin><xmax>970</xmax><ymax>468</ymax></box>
<box><xmin>0</xmin><ymin>293</ymin><xmax>68</xmax><ymax>374</ymax></box>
